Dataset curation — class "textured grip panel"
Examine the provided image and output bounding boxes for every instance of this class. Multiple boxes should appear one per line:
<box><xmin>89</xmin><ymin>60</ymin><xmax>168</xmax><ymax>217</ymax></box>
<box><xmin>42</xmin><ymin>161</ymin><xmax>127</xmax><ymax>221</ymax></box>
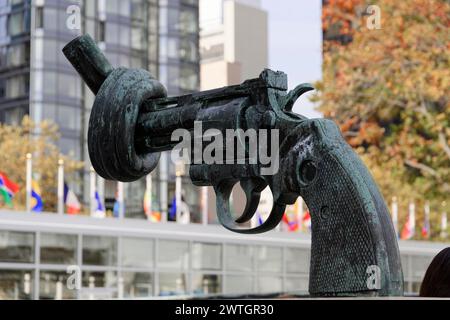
<box><xmin>289</xmin><ymin>119</ymin><xmax>404</xmax><ymax>296</ymax></box>
<box><xmin>302</xmin><ymin>153</ymin><xmax>376</xmax><ymax>294</ymax></box>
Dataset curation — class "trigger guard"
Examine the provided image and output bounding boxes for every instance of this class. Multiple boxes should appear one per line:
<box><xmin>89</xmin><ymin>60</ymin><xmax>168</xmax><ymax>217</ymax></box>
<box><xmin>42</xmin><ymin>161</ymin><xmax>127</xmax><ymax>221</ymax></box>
<box><xmin>214</xmin><ymin>181</ymin><xmax>286</xmax><ymax>235</ymax></box>
<box><xmin>235</xmin><ymin>178</ymin><xmax>268</xmax><ymax>224</ymax></box>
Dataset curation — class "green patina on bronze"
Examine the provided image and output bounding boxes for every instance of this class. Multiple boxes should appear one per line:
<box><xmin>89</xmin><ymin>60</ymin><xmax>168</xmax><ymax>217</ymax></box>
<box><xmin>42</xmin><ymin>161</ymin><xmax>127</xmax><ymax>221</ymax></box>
<box><xmin>63</xmin><ymin>34</ymin><xmax>404</xmax><ymax>297</ymax></box>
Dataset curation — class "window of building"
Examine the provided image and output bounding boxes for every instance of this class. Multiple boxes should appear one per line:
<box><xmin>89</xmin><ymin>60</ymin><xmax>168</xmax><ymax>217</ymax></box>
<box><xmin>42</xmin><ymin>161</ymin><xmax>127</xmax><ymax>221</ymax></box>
<box><xmin>7</xmin><ymin>11</ymin><xmax>25</xmax><ymax>36</ymax></box>
<box><xmin>42</xmin><ymin>71</ymin><xmax>57</xmax><ymax>96</ymax></box>
<box><xmin>131</xmin><ymin>0</ymin><xmax>145</xmax><ymax>21</ymax></box>
<box><xmin>35</xmin><ymin>6</ymin><xmax>44</xmax><ymax>29</ymax></box>
<box><xmin>0</xmin><ymin>78</ymin><xmax>5</xmax><ymax>97</ymax></box>
<box><xmin>120</xmin><ymin>272</ymin><xmax>153</xmax><ymax>298</ymax></box>
<box><xmin>40</xmin><ymin>233</ymin><xmax>77</xmax><ymax>265</ymax></box>
<box><xmin>7</xmin><ymin>43</ymin><xmax>29</xmax><ymax>67</ymax></box>
<box><xmin>179</xmin><ymin>38</ymin><xmax>198</xmax><ymax>62</ymax></box>
<box><xmin>106</xmin><ymin>0</ymin><xmax>130</xmax><ymax>17</ymax></box>
<box><xmin>5</xmin><ymin>74</ymin><xmax>28</xmax><ymax>99</ymax></box>
<box><xmin>257</xmin><ymin>246</ymin><xmax>283</xmax><ymax>273</ymax></box>
<box><xmin>121</xmin><ymin>237</ymin><xmax>154</xmax><ymax>269</ymax></box>
<box><xmin>179</xmin><ymin>66</ymin><xmax>198</xmax><ymax>91</ymax></box>
<box><xmin>41</xmin><ymin>104</ymin><xmax>56</xmax><ymax>121</ymax></box>
<box><xmin>3</xmin><ymin>106</ymin><xmax>27</xmax><ymax>125</ymax></box>
<box><xmin>224</xmin><ymin>275</ymin><xmax>254</xmax><ymax>295</ymax></box>
<box><xmin>57</xmin><ymin>106</ymin><xmax>81</xmax><ymax>132</ymax></box>
<box><xmin>192</xmin><ymin>242</ymin><xmax>222</xmax><ymax>271</ymax></box>
<box><xmin>39</xmin><ymin>271</ymin><xmax>77</xmax><ymax>300</ymax></box>
<box><xmin>158</xmin><ymin>273</ymin><xmax>187</xmax><ymax>296</ymax></box>
<box><xmin>8</xmin><ymin>0</ymin><xmax>27</xmax><ymax>6</ymax></box>
<box><xmin>97</xmin><ymin>20</ymin><xmax>106</xmax><ymax>42</ymax></box>
<box><xmin>257</xmin><ymin>276</ymin><xmax>282</xmax><ymax>293</ymax></box>
<box><xmin>131</xmin><ymin>26</ymin><xmax>144</xmax><ymax>50</ymax></box>
<box><xmin>0</xmin><ymin>270</ymin><xmax>33</xmax><ymax>300</ymax></box>
<box><xmin>81</xmin><ymin>271</ymin><xmax>117</xmax><ymax>299</ymax></box>
<box><xmin>192</xmin><ymin>274</ymin><xmax>221</xmax><ymax>295</ymax></box>
<box><xmin>225</xmin><ymin>244</ymin><xmax>254</xmax><ymax>272</ymax></box>
<box><xmin>285</xmin><ymin>248</ymin><xmax>310</xmax><ymax>274</ymax></box>
<box><xmin>0</xmin><ymin>16</ymin><xmax>8</xmax><ymax>39</ymax></box>
<box><xmin>59</xmin><ymin>137</ymin><xmax>81</xmax><ymax>160</ymax></box>
<box><xmin>157</xmin><ymin>240</ymin><xmax>189</xmax><ymax>270</ymax></box>
<box><xmin>285</xmin><ymin>276</ymin><xmax>309</xmax><ymax>293</ymax></box>
<box><xmin>82</xmin><ymin>236</ymin><xmax>117</xmax><ymax>266</ymax></box>
<box><xmin>42</xmin><ymin>7</ymin><xmax>57</xmax><ymax>30</ymax></box>
<box><xmin>179</xmin><ymin>10</ymin><xmax>198</xmax><ymax>35</ymax></box>
<box><xmin>42</xmin><ymin>39</ymin><xmax>58</xmax><ymax>63</ymax></box>
<box><xmin>0</xmin><ymin>231</ymin><xmax>34</xmax><ymax>263</ymax></box>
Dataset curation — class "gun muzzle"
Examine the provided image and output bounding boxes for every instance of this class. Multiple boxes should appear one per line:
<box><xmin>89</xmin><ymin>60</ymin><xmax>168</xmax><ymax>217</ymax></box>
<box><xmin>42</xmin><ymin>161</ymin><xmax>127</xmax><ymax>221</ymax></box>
<box><xmin>63</xmin><ymin>34</ymin><xmax>114</xmax><ymax>94</ymax></box>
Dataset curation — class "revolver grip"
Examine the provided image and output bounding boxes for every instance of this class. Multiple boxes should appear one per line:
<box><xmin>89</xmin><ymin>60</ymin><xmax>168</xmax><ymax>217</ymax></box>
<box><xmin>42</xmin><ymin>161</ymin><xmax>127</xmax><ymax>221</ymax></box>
<box><xmin>286</xmin><ymin>119</ymin><xmax>404</xmax><ymax>296</ymax></box>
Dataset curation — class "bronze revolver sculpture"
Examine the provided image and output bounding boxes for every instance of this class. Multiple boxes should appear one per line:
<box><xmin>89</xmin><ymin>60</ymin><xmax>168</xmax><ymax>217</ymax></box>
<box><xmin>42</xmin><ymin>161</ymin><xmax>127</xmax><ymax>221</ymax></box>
<box><xmin>63</xmin><ymin>34</ymin><xmax>403</xmax><ymax>297</ymax></box>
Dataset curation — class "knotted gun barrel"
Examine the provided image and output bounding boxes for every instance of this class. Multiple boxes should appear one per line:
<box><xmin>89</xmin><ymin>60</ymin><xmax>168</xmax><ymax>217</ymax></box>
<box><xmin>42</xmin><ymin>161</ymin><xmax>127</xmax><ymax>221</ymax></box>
<box><xmin>63</xmin><ymin>34</ymin><xmax>404</xmax><ymax>297</ymax></box>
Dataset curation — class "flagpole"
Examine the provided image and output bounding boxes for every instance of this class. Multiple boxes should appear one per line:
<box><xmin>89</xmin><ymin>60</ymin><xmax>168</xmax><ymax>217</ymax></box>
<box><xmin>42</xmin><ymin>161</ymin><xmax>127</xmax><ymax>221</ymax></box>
<box><xmin>442</xmin><ymin>201</ymin><xmax>448</xmax><ymax>239</ymax></box>
<box><xmin>57</xmin><ymin>159</ymin><xmax>64</xmax><ymax>215</ymax></box>
<box><xmin>175</xmin><ymin>164</ymin><xmax>182</xmax><ymax>223</ymax></box>
<box><xmin>146</xmin><ymin>174</ymin><xmax>152</xmax><ymax>220</ymax></box>
<box><xmin>391</xmin><ymin>197</ymin><xmax>398</xmax><ymax>238</ymax></box>
<box><xmin>424</xmin><ymin>201</ymin><xmax>430</xmax><ymax>239</ymax></box>
<box><xmin>298</xmin><ymin>197</ymin><xmax>304</xmax><ymax>233</ymax></box>
<box><xmin>409</xmin><ymin>201</ymin><xmax>416</xmax><ymax>238</ymax></box>
<box><xmin>90</xmin><ymin>167</ymin><xmax>96</xmax><ymax>216</ymax></box>
<box><xmin>117</xmin><ymin>182</ymin><xmax>124</xmax><ymax>219</ymax></box>
<box><xmin>26</xmin><ymin>153</ymin><xmax>32</xmax><ymax>212</ymax></box>
<box><xmin>201</xmin><ymin>187</ymin><xmax>208</xmax><ymax>226</ymax></box>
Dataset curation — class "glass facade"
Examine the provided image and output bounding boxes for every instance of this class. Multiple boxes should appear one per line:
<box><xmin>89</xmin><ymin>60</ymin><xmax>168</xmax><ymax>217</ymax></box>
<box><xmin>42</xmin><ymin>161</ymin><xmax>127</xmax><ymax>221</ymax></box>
<box><xmin>0</xmin><ymin>0</ymin><xmax>201</xmax><ymax>222</ymax></box>
<box><xmin>153</xmin><ymin>0</ymin><xmax>201</xmax><ymax>224</ymax></box>
<box><xmin>0</xmin><ymin>225</ymin><xmax>444</xmax><ymax>299</ymax></box>
<box><xmin>0</xmin><ymin>231</ymin><xmax>34</xmax><ymax>263</ymax></box>
<box><xmin>159</xmin><ymin>0</ymin><xmax>199</xmax><ymax>95</ymax></box>
<box><xmin>30</xmin><ymin>0</ymin><xmax>84</xmax><ymax>160</ymax></box>
<box><xmin>0</xmin><ymin>0</ymin><xmax>31</xmax><ymax>125</ymax></box>
<box><xmin>40</xmin><ymin>233</ymin><xmax>77</xmax><ymax>265</ymax></box>
<box><xmin>0</xmin><ymin>0</ymin><xmax>203</xmax><ymax>226</ymax></box>
<box><xmin>0</xmin><ymin>227</ymin><xmax>313</xmax><ymax>299</ymax></box>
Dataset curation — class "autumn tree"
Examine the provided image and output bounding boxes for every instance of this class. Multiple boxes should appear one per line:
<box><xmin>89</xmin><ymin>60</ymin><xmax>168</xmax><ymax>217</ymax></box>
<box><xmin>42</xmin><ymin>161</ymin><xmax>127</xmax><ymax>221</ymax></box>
<box><xmin>315</xmin><ymin>0</ymin><xmax>450</xmax><ymax>239</ymax></box>
<box><xmin>0</xmin><ymin>116</ymin><xmax>84</xmax><ymax>212</ymax></box>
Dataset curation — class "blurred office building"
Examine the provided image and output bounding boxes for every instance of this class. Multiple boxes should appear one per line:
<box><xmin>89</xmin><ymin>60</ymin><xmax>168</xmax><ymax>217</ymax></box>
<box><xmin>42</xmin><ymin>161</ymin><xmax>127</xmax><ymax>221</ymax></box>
<box><xmin>0</xmin><ymin>0</ymin><xmax>201</xmax><ymax>217</ymax></box>
<box><xmin>199</xmin><ymin>0</ymin><xmax>268</xmax><ymax>90</ymax></box>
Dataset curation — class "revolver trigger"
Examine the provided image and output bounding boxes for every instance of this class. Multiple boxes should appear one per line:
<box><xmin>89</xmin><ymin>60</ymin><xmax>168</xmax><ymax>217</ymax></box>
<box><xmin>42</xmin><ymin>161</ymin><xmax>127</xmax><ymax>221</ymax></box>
<box><xmin>281</xmin><ymin>83</ymin><xmax>315</xmax><ymax>112</ymax></box>
<box><xmin>235</xmin><ymin>178</ymin><xmax>268</xmax><ymax>224</ymax></box>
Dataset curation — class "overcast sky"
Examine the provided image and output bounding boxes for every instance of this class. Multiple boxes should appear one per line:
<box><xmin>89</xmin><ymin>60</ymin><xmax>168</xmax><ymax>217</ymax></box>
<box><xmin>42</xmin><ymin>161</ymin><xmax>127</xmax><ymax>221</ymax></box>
<box><xmin>261</xmin><ymin>0</ymin><xmax>323</xmax><ymax>118</ymax></box>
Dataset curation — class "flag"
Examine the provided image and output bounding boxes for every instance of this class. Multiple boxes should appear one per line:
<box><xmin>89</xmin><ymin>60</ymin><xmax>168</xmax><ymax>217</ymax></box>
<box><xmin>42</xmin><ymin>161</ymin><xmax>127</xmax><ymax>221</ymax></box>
<box><xmin>283</xmin><ymin>211</ymin><xmax>299</xmax><ymax>232</ymax></box>
<box><xmin>92</xmin><ymin>191</ymin><xmax>105</xmax><ymax>218</ymax></box>
<box><xmin>0</xmin><ymin>173</ymin><xmax>20</xmax><ymax>197</ymax></box>
<box><xmin>143</xmin><ymin>190</ymin><xmax>161</xmax><ymax>222</ymax></box>
<box><xmin>422</xmin><ymin>220</ymin><xmax>430</xmax><ymax>239</ymax></box>
<box><xmin>0</xmin><ymin>188</ymin><xmax>12</xmax><ymax>207</ymax></box>
<box><xmin>252</xmin><ymin>212</ymin><xmax>264</xmax><ymax>226</ymax></box>
<box><xmin>421</xmin><ymin>203</ymin><xmax>431</xmax><ymax>239</ymax></box>
<box><xmin>169</xmin><ymin>196</ymin><xmax>190</xmax><ymax>224</ymax></box>
<box><xmin>113</xmin><ymin>200</ymin><xmax>120</xmax><ymax>218</ymax></box>
<box><xmin>0</xmin><ymin>173</ymin><xmax>19</xmax><ymax>207</ymax></box>
<box><xmin>303</xmin><ymin>211</ymin><xmax>312</xmax><ymax>232</ymax></box>
<box><xmin>112</xmin><ymin>189</ymin><xmax>121</xmax><ymax>218</ymax></box>
<box><xmin>31</xmin><ymin>181</ymin><xmax>44</xmax><ymax>213</ymax></box>
<box><xmin>64</xmin><ymin>184</ymin><xmax>81</xmax><ymax>215</ymax></box>
<box><xmin>401</xmin><ymin>203</ymin><xmax>416</xmax><ymax>240</ymax></box>
<box><xmin>169</xmin><ymin>197</ymin><xmax>177</xmax><ymax>221</ymax></box>
<box><xmin>282</xmin><ymin>202</ymin><xmax>301</xmax><ymax>232</ymax></box>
